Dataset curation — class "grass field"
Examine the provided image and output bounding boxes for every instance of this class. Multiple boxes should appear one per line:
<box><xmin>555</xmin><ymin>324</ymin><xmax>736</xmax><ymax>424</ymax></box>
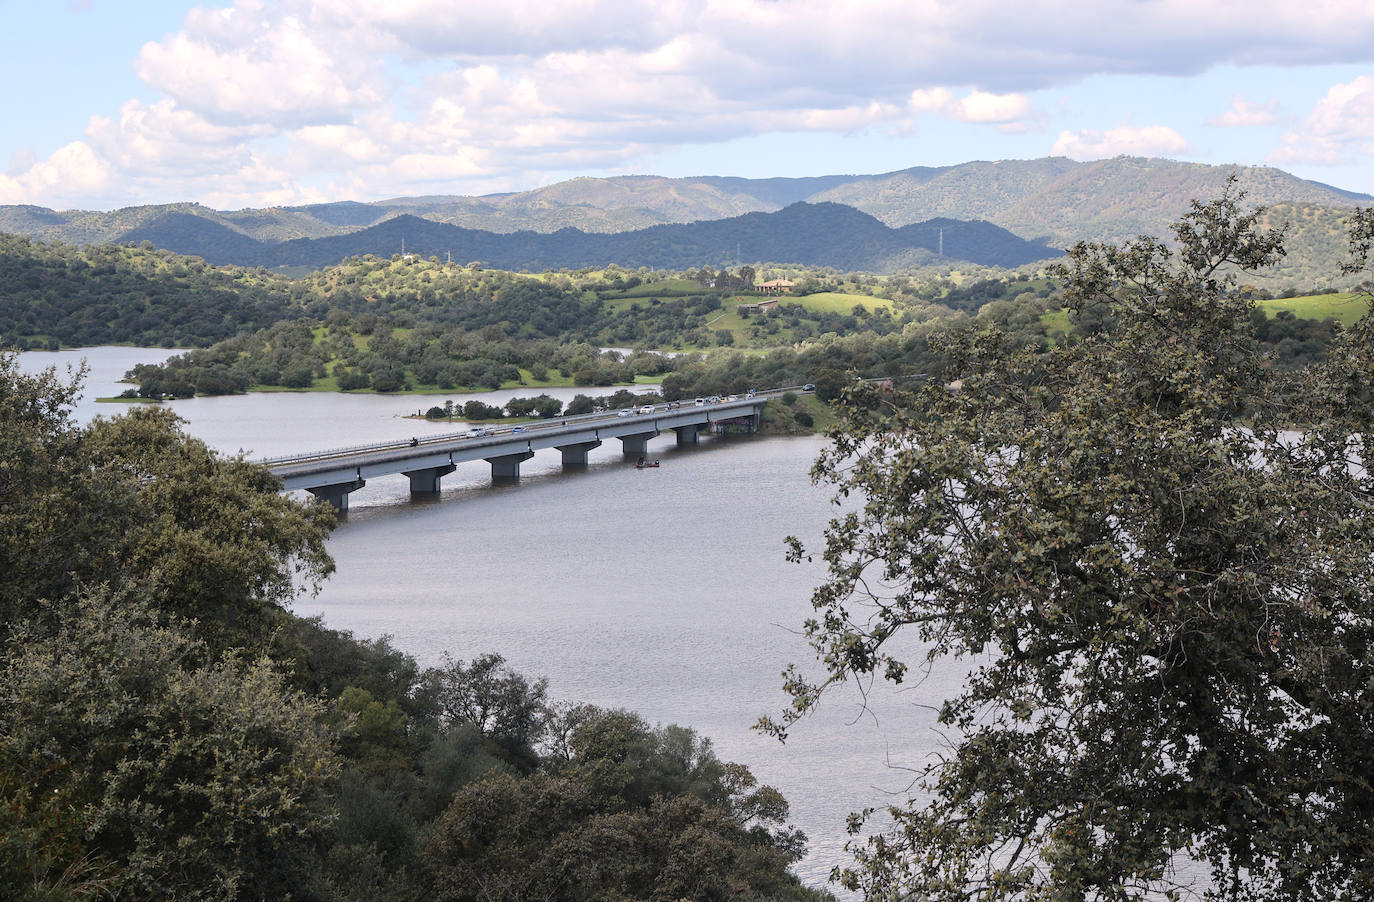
<box><xmin>692</xmin><ymin>292</ymin><xmax>895</xmax><ymax>346</ymax></box>
<box><xmin>1257</xmin><ymin>292</ymin><xmax>1369</xmax><ymax>327</ymax></box>
<box><xmin>609</xmin><ymin>278</ymin><xmax>704</xmax><ymax>298</ymax></box>
<box><xmin>1038</xmin><ymin>293</ymin><xmax>1370</xmax><ymax>335</ymax></box>
<box><xmin>783</xmin><ymin>292</ymin><xmax>894</xmax><ymax>314</ymax></box>
<box><xmin>599</xmin><ymin>280</ymin><xmax>714</xmax><ymax>310</ymax></box>
<box><xmin>1040</xmin><ymin>308</ymin><xmax>1071</xmax><ymax>336</ymax></box>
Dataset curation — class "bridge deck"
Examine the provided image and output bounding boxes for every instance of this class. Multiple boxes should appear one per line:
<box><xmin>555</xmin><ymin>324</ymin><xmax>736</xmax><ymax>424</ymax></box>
<box><xmin>262</xmin><ymin>389</ymin><xmax>796</xmax><ymax>503</ymax></box>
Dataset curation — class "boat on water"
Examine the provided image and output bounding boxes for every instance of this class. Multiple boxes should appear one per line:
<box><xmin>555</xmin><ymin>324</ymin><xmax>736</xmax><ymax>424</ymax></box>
<box><xmin>636</xmin><ymin>457</ymin><xmax>661</xmax><ymax>469</ymax></box>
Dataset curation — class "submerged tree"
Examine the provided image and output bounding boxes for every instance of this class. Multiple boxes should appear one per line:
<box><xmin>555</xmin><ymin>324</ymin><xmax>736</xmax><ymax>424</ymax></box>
<box><xmin>768</xmin><ymin>187</ymin><xmax>1374</xmax><ymax>899</ymax></box>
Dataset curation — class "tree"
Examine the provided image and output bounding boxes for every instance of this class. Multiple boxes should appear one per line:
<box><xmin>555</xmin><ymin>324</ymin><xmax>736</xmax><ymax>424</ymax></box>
<box><xmin>1</xmin><ymin>592</ymin><xmax>339</xmax><ymax>901</ymax></box>
<box><xmin>423</xmin><ymin>708</ymin><xmax>827</xmax><ymax>902</ymax></box>
<box><xmin>767</xmin><ymin>185</ymin><xmax>1374</xmax><ymax>899</ymax></box>
<box><xmin>418</xmin><ymin>653</ymin><xmax>551</xmax><ymax>770</ymax></box>
<box><xmin>565</xmin><ymin>393</ymin><xmax>595</xmax><ymax>416</ymax></box>
<box><xmin>79</xmin><ymin>406</ymin><xmax>336</xmax><ymax>652</ymax></box>
<box><xmin>2</xmin><ymin>355</ymin><xmax>342</xmax><ymax>899</ymax></box>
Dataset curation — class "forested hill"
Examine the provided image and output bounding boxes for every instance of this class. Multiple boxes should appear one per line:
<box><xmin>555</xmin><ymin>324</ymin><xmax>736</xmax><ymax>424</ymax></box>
<box><xmin>125</xmin><ymin>203</ymin><xmax>1063</xmax><ymax>272</ymax></box>
<box><xmin>4</xmin><ymin>158</ymin><xmax>1367</xmax><ymax>251</ymax></box>
<box><xmin>0</xmin><ymin>234</ymin><xmax>299</xmax><ymax>348</ymax></box>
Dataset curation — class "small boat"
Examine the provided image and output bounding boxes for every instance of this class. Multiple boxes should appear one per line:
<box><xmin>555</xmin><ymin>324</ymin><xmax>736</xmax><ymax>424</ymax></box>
<box><xmin>635</xmin><ymin>458</ymin><xmax>661</xmax><ymax>469</ymax></box>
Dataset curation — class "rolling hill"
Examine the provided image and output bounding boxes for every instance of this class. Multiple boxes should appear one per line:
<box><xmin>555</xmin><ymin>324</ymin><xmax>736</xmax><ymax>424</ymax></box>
<box><xmin>1</xmin><ymin>156</ymin><xmax>1368</xmax><ymax>280</ymax></box>
<box><xmin>122</xmin><ymin>202</ymin><xmax>1062</xmax><ymax>271</ymax></box>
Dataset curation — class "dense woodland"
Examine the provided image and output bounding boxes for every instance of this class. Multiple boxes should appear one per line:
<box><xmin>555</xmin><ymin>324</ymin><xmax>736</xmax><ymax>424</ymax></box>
<box><xmin>0</xmin><ymin>234</ymin><xmax>298</xmax><ymax>348</ymax></box>
<box><xmin>0</xmin><ymin>227</ymin><xmax>1359</xmax><ymax>408</ymax></box>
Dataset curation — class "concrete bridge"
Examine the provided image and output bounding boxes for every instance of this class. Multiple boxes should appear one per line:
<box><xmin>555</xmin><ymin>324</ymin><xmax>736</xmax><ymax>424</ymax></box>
<box><xmin>261</xmin><ymin>390</ymin><xmax>786</xmax><ymax>510</ymax></box>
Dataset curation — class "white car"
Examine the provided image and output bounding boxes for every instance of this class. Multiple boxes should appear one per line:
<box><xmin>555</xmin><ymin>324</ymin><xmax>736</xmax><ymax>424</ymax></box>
<box><xmin>638</xmin><ymin>404</ymin><xmax>655</xmax><ymax>414</ymax></box>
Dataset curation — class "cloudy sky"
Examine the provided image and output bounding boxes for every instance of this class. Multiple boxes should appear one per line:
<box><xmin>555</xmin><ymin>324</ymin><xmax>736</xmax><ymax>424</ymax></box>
<box><xmin>3</xmin><ymin>0</ymin><xmax>1373</xmax><ymax>211</ymax></box>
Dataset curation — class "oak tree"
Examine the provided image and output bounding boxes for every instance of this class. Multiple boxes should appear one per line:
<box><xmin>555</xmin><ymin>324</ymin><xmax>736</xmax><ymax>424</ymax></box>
<box><xmin>770</xmin><ymin>188</ymin><xmax>1374</xmax><ymax>900</ymax></box>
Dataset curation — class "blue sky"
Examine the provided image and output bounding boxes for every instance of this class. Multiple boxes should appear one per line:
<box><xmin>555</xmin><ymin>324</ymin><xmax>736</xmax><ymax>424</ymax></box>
<box><xmin>3</xmin><ymin>0</ymin><xmax>1372</xmax><ymax>210</ymax></box>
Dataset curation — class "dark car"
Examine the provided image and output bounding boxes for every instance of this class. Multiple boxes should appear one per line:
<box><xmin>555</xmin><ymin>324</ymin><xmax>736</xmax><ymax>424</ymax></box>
<box><xmin>802</xmin><ymin>383</ymin><xmax>815</xmax><ymax>392</ymax></box>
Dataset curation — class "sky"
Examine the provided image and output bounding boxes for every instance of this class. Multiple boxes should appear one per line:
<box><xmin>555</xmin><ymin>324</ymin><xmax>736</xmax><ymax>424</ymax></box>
<box><xmin>2</xmin><ymin>0</ymin><xmax>1372</xmax><ymax>211</ymax></box>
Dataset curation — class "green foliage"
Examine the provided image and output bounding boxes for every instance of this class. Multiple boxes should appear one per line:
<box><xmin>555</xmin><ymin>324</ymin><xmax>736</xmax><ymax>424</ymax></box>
<box><xmin>1</xmin><ymin>357</ymin><xmax>332</xmax><ymax>654</ymax></box>
<box><xmin>770</xmin><ymin>185</ymin><xmax>1374</xmax><ymax>899</ymax></box>
<box><xmin>0</xmin><ymin>234</ymin><xmax>298</xmax><ymax>348</ymax></box>
<box><xmin>419</xmin><ymin>653</ymin><xmax>551</xmax><ymax>771</ymax></box>
<box><xmin>462</xmin><ymin>399</ymin><xmax>503</xmax><ymax>419</ymax></box>
<box><xmin>1257</xmin><ymin>291</ymin><xmax>1369</xmax><ymax>327</ymax></box>
<box><xmin>1</xmin><ymin>592</ymin><xmax>339</xmax><ymax>901</ymax></box>
<box><xmin>505</xmin><ymin>394</ymin><xmax>564</xmax><ymax>418</ymax></box>
<box><xmin>423</xmin><ymin>708</ymin><xmax>829</xmax><ymax>902</ymax></box>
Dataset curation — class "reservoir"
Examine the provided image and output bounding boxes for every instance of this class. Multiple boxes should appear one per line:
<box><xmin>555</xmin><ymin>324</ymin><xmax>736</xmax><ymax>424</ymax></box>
<box><xmin>17</xmin><ymin>347</ymin><xmax>954</xmax><ymax>891</ymax></box>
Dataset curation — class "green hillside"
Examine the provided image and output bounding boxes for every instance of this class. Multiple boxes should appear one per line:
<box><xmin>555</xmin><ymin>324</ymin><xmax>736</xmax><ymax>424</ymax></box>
<box><xmin>2</xmin><ymin>156</ymin><xmax>1368</xmax><ymax>283</ymax></box>
<box><xmin>1258</xmin><ymin>292</ymin><xmax>1370</xmax><ymax>326</ymax></box>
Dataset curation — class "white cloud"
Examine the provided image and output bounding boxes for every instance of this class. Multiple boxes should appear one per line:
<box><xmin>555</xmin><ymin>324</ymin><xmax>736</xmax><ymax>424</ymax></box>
<box><xmin>1052</xmin><ymin>125</ymin><xmax>1189</xmax><ymax>160</ymax></box>
<box><xmin>7</xmin><ymin>0</ymin><xmax>1374</xmax><ymax>206</ymax></box>
<box><xmin>134</xmin><ymin>4</ymin><xmax>385</xmax><ymax>127</ymax></box>
<box><xmin>947</xmin><ymin>91</ymin><xmax>1033</xmax><ymax>124</ymax></box>
<box><xmin>0</xmin><ymin>142</ymin><xmax>112</xmax><ymax>208</ymax></box>
<box><xmin>1269</xmin><ymin>75</ymin><xmax>1374</xmax><ymax>165</ymax></box>
<box><xmin>86</xmin><ymin>100</ymin><xmax>270</xmax><ymax>175</ymax></box>
<box><xmin>1206</xmin><ymin>95</ymin><xmax>1281</xmax><ymax>128</ymax></box>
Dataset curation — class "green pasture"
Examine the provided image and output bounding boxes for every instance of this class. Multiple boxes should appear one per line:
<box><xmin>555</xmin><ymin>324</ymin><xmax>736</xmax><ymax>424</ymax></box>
<box><xmin>783</xmin><ymin>292</ymin><xmax>894</xmax><ymax>314</ymax></box>
<box><xmin>1040</xmin><ymin>308</ymin><xmax>1071</xmax><ymax>337</ymax></box>
<box><xmin>1257</xmin><ymin>293</ymin><xmax>1369</xmax><ymax>327</ymax></box>
<box><xmin>1038</xmin><ymin>292</ymin><xmax>1370</xmax><ymax>336</ymax></box>
<box><xmin>610</xmin><ymin>278</ymin><xmax>704</xmax><ymax>297</ymax></box>
<box><xmin>705</xmin><ymin>306</ymin><xmax>794</xmax><ymax>346</ymax></box>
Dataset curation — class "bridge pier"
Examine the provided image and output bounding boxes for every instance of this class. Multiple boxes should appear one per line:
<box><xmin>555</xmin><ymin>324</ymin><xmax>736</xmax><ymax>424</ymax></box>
<box><xmin>557</xmin><ymin>439</ymin><xmax>602</xmax><ymax>468</ymax></box>
<box><xmin>673</xmin><ymin>425</ymin><xmax>701</xmax><ymax>446</ymax></box>
<box><xmin>486</xmin><ymin>450</ymin><xmax>535</xmax><ymax>481</ymax></box>
<box><xmin>308</xmin><ymin>478</ymin><xmax>366</xmax><ymax>512</ymax></box>
<box><xmin>404</xmin><ymin>463</ymin><xmax>457</xmax><ymax>495</ymax></box>
<box><xmin>712</xmin><ymin>412</ymin><xmax>760</xmax><ymax>435</ymax></box>
<box><xmin>618</xmin><ymin>431</ymin><xmax>658</xmax><ymax>457</ymax></box>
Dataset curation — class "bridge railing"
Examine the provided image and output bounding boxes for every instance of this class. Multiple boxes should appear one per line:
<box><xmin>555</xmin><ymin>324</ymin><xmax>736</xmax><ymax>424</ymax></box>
<box><xmin>257</xmin><ymin>387</ymin><xmax>798</xmax><ymax>467</ymax></box>
<box><xmin>256</xmin><ymin>430</ymin><xmax>461</xmax><ymax>465</ymax></box>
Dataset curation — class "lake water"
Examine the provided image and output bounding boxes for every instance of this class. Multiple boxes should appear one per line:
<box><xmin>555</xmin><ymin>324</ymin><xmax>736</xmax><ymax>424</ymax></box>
<box><xmin>16</xmin><ymin>347</ymin><xmax>959</xmax><ymax>892</ymax></box>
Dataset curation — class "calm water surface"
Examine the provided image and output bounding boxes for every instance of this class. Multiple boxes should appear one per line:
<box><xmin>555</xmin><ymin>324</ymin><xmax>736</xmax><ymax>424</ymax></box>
<box><xmin>19</xmin><ymin>348</ymin><xmax>962</xmax><ymax>891</ymax></box>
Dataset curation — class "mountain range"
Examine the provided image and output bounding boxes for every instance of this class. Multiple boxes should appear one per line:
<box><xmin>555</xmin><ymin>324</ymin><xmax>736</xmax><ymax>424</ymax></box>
<box><xmin>0</xmin><ymin>156</ymin><xmax>1368</xmax><ymax>279</ymax></box>
<box><xmin>112</xmin><ymin>203</ymin><xmax>1061</xmax><ymax>271</ymax></box>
